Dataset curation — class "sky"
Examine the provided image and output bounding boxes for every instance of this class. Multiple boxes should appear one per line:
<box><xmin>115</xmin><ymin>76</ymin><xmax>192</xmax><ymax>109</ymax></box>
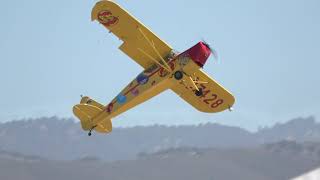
<box><xmin>0</xmin><ymin>0</ymin><xmax>319</xmax><ymax>131</ymax></box>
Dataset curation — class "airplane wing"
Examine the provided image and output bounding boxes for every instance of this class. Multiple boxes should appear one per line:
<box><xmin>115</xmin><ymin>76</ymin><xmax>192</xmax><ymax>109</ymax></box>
<box><xmin>171</xmin><ymin>69</ymin><xmax>235</xmax><ymax>113</ymax></box>
<box><xmin>91</xmin><ymin>0</ymin><xmax>173</xmax><ymax>69</ymax></box>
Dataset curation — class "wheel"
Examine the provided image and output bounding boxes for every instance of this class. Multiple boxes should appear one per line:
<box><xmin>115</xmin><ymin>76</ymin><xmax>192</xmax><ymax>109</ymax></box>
<box><xmin>195</xmin><ymin>88</ymin><xmax>203</xmax><ymax>96</ymax></box>
<box><xmin>88</xmin><ymin>132</ymin><xmax>92</xmax><ymax>136</ymax></box>
<box><xmin>174</xmin><ymin>71</ymin><xmax>183</xmax><ymax>80</ymax></box>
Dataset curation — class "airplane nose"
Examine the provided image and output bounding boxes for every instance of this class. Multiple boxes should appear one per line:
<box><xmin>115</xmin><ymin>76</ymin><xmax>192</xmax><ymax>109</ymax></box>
<box><xmin>201</xmin><ymin>41</ymin><xmax>212</xmax><ymax>53</ymax></box>
<box><xmin>186</xmin><ymin>42</ymin><xmax>212</xmax><ymax>67</ymax></box>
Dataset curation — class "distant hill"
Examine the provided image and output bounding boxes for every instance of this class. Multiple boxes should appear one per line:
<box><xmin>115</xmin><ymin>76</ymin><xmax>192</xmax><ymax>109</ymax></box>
<box><xmin>0</xmin><ymin>116</ymin><xmax>319</xmax><ymax>161</ymax></box>
<box><xmin>257</xmin><ymin>116</ymin><xmax>320</xmax><ymax>143</ymax></box>
<box><xmin>0</xmin><ymin>149</ymin><xmax>44</xmax><ymax>162</ymax></box>
<box><xmin>0</xmin><ymin>141</ymin><xmax>319</xmax><ymax>180</ymax></box>
<box><xmin>263</xmin><ymin>140</ymin><xmax>320</xmax><ymax>162</ymax></box>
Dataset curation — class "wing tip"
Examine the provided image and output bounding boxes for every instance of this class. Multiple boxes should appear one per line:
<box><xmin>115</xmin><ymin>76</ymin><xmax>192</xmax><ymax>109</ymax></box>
<box><xmin>91</xmin><ymin>0</ymin><xmax>120</xmax><ymax>21</ymax></box>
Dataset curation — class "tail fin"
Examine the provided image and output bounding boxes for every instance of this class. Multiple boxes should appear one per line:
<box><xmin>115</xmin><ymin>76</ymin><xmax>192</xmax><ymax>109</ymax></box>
<box><xmin>73</xmin><ymin>97</ymin><xmax>112</xmax><ymax>134</ymax></box>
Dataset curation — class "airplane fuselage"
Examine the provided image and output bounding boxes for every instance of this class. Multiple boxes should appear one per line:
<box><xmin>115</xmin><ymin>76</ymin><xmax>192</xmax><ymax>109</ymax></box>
<box><xmin>73</xmin><ymin>0</ymin><xmax>235</xmax><ymax>136</ymax></box>
<box><xmin>100</xmin><ymin>42</ymin><xmax>212</xmax><ymax>121</ymax></box>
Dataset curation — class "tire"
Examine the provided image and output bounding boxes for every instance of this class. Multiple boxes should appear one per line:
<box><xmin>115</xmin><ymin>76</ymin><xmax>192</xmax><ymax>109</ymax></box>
<box><xmin>174</xmin><ymin>71</ymin><xmax>183</xmax><ymax>80</ymax></box>
<box><xmin>195</xmin><ymin>88</ymin><xmax>203</xmax><ymax>96</ymax></box>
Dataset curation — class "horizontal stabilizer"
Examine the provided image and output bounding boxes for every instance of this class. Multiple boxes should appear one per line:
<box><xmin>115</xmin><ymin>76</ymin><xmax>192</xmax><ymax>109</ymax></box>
<box><xmin>73</xmin><ymin>104</ymin><xmax>112</xmax><ymax>134</ymax></box>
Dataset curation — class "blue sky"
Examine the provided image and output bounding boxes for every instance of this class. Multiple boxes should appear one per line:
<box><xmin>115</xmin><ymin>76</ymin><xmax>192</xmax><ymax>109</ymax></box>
<box><xmin>0</xmin><ymin>0</ymin><xmax>319</xmax><ymax>130</ymax></box>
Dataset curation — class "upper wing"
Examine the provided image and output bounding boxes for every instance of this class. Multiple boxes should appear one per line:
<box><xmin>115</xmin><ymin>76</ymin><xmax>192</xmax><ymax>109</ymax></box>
<box><xmin>171</xmin><ymin>69</ymin><xmax>235</xmax><ymax>113</ymax></box>
<box><xmin>91</xmin><ymin>0</ymin><xmax>173</xmax><ymax>69</ymax></box>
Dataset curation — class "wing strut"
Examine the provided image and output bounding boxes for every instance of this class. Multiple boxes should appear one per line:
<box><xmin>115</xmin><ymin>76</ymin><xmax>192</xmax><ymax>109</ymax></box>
<box><xmin>137</xmin><ymin>48</ymin><xmax>170</xmax><ymax>71</ymax></box>
<box><xmin>137</xmin><ymin>27</ymin><xmax>172</xmax><ymax>72</ymax></box>
<box><xmin>184</xmin><ymin>72</ymin><xmax>209</xmax><ymax>91</ymax></box>
<box><xmin>194</xmin><ymin>80</ymin><xmax>208</xmax><ymax>84</ymax></box>
<box><xmin>189</xmin><ymin>76</ymin><xmax>200</xmax><ymax>91</ymax></box>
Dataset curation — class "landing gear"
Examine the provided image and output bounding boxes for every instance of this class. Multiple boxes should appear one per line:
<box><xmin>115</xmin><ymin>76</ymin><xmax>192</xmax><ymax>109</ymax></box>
<box><xmin>174</xmin><ymin>71</ymin><xmax>183</xmax><ymax>80</ymax></box>
<box><xmin>88</xmin><ymin>125</ymin><xmax>97</xmax><ymax>137</ymax></box>
<box><xmin>195</xmin><ymin>88</ymin><xmax>203</xmax><ymax>96</ymax></box>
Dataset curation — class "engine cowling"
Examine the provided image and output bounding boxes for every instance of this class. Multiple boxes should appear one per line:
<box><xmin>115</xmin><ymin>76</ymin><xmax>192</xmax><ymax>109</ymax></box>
<box><xmin>184</xmin><ymin>42</ymin><xmax>212</xmax><ymax>67</ymax></box>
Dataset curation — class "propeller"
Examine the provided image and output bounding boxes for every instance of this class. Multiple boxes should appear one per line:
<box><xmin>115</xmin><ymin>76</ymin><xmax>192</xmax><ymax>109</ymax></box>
<box><xmin>202</xmin><ymin>40</ymin><xmax>219</xmax><ymax>61</ymax></box>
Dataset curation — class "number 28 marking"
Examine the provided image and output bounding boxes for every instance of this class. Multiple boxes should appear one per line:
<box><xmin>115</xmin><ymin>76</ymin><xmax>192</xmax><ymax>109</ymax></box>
<box><xmin>200</xmin><ymin>84</ymin><xmax>224</xmax><ymax>109</ymax></box>
<box><xmin>203</xmin><ymin>94</ymin><xmax>217</xmax><ymax>104</ymax></box>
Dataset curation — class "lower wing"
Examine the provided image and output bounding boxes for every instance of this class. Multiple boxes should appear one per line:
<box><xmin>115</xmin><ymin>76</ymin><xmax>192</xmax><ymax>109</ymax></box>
<box><xmin>171</xmin><ymin>69</ymin><xmax>235</xmax><ymax>113</ymax></box>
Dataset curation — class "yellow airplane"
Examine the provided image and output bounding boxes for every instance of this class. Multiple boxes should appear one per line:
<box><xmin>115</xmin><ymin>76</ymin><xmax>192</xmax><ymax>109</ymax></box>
<box><xmin>73</xmin><ymin>0</ymin><xmax>235</xmax><ymax>136</ymax></box>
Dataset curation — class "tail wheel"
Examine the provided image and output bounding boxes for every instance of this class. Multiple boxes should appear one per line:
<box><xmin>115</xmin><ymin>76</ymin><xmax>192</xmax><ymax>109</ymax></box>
<box><xmin>174</xmin><ymin>71</ymin><xmax>183</xmax><ymax>80</ymax></box>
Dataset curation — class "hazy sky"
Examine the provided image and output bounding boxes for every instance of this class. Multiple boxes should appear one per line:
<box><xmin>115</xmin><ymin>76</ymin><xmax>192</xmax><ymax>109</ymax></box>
<box><xmin>0</xmin><ymin>0</ymin><xmax>319</xmax><ymax>130</ymax></box>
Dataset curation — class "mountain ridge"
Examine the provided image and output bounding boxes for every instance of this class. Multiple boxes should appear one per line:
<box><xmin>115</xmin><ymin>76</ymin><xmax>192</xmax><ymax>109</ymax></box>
<box><xmin>0</xmin><ymin>116</ymin><xmax>319</xmax><ymax>161</ymax></box>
